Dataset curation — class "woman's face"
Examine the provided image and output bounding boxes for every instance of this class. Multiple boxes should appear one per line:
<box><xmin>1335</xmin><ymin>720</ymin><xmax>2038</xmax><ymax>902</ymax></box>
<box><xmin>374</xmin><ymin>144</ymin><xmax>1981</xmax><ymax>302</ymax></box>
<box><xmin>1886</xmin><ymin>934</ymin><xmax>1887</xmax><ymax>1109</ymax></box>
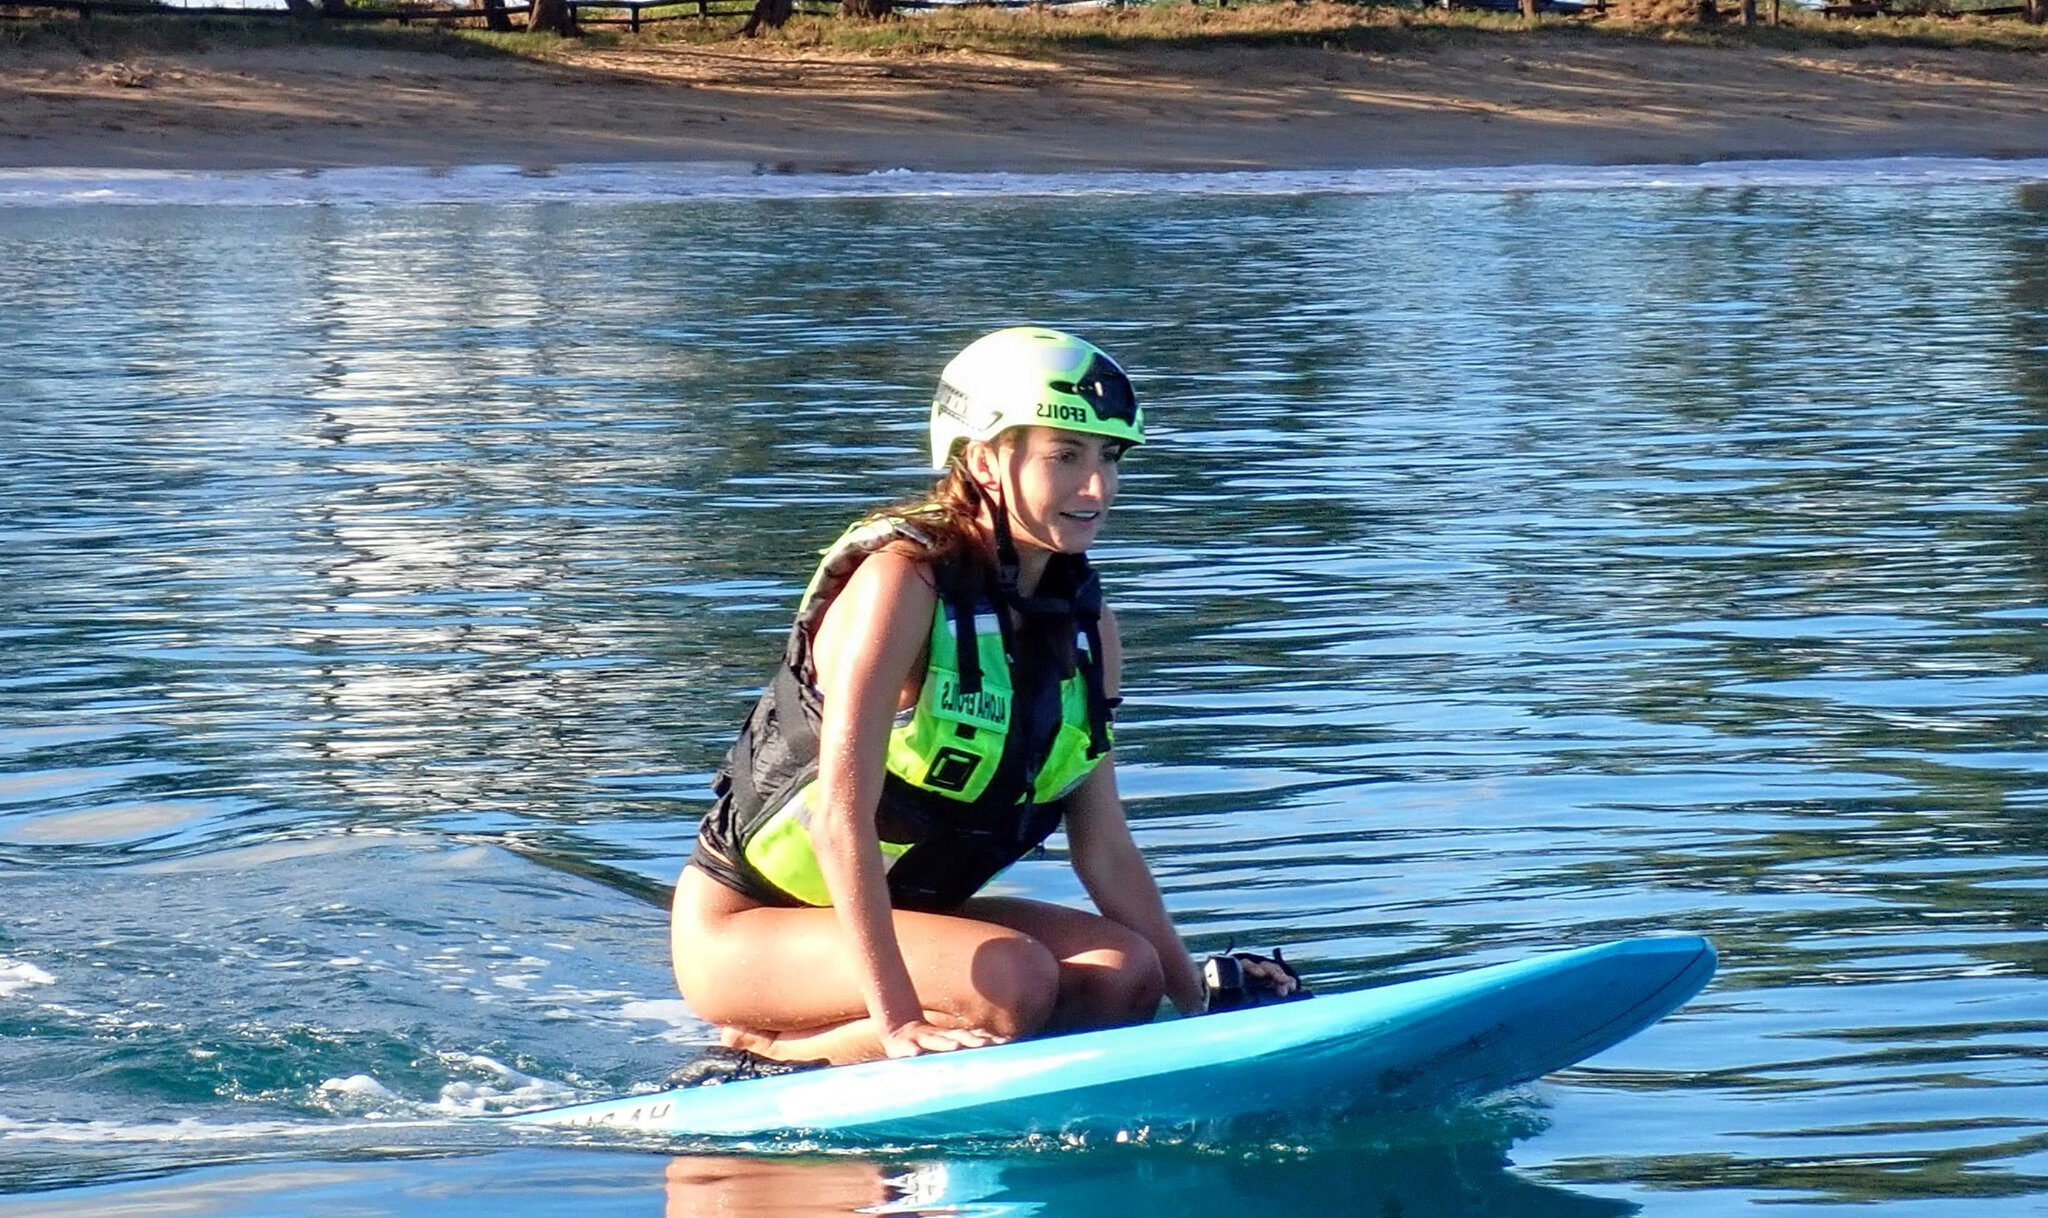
<box><xmin>981</xmin><ymin>426</ymin><xmax>1125</xmax><ymax>554</ymax></box>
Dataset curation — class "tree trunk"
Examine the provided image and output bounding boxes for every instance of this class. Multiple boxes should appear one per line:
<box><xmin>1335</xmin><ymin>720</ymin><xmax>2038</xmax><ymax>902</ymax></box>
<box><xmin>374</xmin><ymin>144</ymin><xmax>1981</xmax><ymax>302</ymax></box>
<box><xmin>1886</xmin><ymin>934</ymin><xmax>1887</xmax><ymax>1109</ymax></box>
<box><xmin>1520</xmin><ymin>0</ymin><xmax>1537</xmax><ymax>17</ymax></box>
<box><xmin>528</xmin><ymin>0</ymin><xmax>576</xmax><ymax>34</ymax></box>
<box><xmin>739</xmin><ymin>0</ymin><xmax>793</xmax><ymax>35</ymax></box>
<box><xmin>841</xmin><ymin>0</ymin><xmax>891</xmax><ymax>16</ymax></box>
<box><xmin>2029</xmin><ymin>0</ymin><xmax>2044</xmax><ymax>24</ymax></box>
<box><xmin>480</xmin><ymin>0</ymin><xmax>513</xmax><ymax>31</ymax></box>
<box><xmin>1695</xmin><ymin>0</ymin><xmax>1717</xmax><ymax>20</ymax></box>
<box><xmin>1739</xmin><ymin>0</ymin><xmax>1754</xmax><ymax>21</ymax></box>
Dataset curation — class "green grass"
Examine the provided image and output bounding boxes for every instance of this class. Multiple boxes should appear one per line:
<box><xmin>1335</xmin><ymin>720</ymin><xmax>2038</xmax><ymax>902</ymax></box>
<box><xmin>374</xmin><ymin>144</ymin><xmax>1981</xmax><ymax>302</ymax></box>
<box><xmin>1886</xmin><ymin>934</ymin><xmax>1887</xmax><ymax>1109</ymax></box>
<box><xmin>3</xmin><ymin>0</ymin><xmax>2043</xmax><ymax>60</ymax></box>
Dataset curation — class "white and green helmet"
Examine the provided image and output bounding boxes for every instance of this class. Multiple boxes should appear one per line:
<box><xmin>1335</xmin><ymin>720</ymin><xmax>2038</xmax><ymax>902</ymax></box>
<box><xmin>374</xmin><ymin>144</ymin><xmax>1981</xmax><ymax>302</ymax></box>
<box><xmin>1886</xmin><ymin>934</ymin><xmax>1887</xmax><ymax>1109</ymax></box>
<box><xmin>929</xmin><ymin>327</ymin><xmax>1145</xmax><ymax>469</ymax></box>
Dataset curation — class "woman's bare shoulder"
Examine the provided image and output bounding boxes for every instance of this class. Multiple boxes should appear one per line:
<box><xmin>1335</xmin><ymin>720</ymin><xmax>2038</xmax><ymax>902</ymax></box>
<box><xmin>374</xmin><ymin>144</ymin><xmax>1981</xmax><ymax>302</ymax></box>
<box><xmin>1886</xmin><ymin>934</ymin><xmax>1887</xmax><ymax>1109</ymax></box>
<box><xmin>812</xmin><ymin>544</ymin><xmax>938</xmax><ymax>701</ymax></box>
<box><xmin>825</xmin><ymin>544</ymin><xmax>939</xmax><ymax>637</ymax></box>
<box><xmin>874</xmin><ymin>538</ymin><xmax>941</xmax><ymax>583</ymax></box>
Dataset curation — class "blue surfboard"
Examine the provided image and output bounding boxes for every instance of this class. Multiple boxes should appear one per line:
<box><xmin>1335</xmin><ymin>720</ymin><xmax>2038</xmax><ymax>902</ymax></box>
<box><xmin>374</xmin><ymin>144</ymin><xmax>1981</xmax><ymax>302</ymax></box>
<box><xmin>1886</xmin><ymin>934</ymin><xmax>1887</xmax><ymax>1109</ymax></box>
<box><xmin>510</xmin><ymin>935</ymin><xmax>1714</xmax><ymax>1142</ymax></box>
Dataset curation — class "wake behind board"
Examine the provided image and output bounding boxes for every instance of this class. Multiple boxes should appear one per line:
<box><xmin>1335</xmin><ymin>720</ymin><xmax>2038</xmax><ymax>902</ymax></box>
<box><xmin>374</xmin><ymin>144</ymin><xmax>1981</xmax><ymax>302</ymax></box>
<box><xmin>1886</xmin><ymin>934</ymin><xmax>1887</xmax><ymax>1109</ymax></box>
<box><xmin>510</xmin><ymin>935</ymin><xmax>1715</xmax><ymax>1142</ymax></box>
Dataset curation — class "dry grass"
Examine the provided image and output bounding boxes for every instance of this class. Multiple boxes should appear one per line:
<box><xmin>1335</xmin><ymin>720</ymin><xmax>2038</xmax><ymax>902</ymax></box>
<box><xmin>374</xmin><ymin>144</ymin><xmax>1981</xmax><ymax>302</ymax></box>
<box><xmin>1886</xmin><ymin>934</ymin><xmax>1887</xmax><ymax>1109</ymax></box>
<box><xmin>4</xmin><ymin>0</ymin><xmax>2046</xmax><ymax>62</ymax></box>
<box><xmin>676</xmin><ymin>1</ymin><xmax>2048</xmax><ymax>56</ymax></box>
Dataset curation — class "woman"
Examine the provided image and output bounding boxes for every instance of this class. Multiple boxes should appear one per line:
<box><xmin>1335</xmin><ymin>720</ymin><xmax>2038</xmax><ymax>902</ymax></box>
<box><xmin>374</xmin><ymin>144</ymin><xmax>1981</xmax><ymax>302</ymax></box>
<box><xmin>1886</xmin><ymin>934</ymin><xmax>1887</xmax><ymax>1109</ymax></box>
<box><xmin>672</xmin><ymin>327</ymin><xmax>1287</xmax><ymax>1070</ymax></box>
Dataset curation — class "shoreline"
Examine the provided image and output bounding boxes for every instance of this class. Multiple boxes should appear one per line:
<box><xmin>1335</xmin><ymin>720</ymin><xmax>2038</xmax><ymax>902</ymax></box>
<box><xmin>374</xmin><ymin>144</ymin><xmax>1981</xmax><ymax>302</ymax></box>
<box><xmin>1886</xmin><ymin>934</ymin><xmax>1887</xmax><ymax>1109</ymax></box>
<box><xmin>7</xmin><ymin>23</ymin><xmax>2048</xmax><ymax>178</ymax></box>
<box><xmin>6</xmin><ymin>155</ymin><xmax>2048</xmax><ymax>207</ymax></box>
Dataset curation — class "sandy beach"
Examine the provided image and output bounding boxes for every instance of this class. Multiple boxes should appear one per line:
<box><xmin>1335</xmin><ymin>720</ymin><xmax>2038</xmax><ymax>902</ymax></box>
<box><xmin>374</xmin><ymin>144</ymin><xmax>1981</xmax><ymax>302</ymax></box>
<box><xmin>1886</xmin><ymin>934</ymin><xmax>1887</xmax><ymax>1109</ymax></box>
<box><xmin>4</xmin><ymin>19</ymin><xmax>2048</xmax><ymax>174</ymax></box>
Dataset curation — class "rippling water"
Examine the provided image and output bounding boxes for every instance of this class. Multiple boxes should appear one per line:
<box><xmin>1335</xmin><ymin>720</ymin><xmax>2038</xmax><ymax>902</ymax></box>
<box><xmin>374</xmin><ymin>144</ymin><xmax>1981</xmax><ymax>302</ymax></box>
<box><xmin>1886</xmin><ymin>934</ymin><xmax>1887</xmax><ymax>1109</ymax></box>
<box><xmin>3</xmin><ymin>170</ymin><xmax>2047</xmax><ymax>1214</ymax></box>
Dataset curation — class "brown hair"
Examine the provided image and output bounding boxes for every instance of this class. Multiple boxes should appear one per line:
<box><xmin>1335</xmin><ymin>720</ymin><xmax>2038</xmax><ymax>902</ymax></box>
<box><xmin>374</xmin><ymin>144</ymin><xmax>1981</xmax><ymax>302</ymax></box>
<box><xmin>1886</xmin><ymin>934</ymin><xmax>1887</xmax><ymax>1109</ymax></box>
<box><xmin>859</xmin><ymin>462</ymin><xmax>996</xmax><ymax>579</ymax></box>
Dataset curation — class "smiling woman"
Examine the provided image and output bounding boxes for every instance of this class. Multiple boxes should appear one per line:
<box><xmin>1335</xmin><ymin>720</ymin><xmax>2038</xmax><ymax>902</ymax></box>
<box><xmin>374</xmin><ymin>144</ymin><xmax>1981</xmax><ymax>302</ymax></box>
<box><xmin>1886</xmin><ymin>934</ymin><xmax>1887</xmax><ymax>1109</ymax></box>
<box><xmin>668</xmin><ymin>328</ymin><xmax>1292</xmax><ymax>1075</ymax></box>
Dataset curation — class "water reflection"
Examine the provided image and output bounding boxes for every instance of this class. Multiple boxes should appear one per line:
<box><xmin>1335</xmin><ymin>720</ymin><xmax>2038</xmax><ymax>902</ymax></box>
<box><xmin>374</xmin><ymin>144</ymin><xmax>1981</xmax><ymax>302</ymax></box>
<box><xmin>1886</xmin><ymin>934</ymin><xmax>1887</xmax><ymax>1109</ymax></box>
<box><xmin>3</xmin><ymin>181</ymin><xmax>2048</xmax><ymax>1211</ymax></box>
<box><xmin>663</xmin><ymin>1155</ymin><xmax>908</xmax><ymax>1218</ymax></box>
<box><xmin>0</xmin><ymin>1135</ymin><xmax>1640</xmax><ymax>1218</ymax></box>
<box><xmin>659</xmin><ymin>1134</ymin><xmax>1637</xmax><ymax>1218</ymax></box>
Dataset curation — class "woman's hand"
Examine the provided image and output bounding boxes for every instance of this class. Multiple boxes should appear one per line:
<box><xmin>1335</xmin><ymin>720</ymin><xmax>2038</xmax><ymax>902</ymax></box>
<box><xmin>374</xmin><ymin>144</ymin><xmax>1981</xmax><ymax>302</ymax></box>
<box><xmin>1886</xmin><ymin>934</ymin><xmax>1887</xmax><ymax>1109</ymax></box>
<box><xmin>1234</xmin><ymin>955</ymin><xmax>1301</xmax><ymax>999</ymax></box>
<box><xmin>880</xmin><ymin>1020</ymin><xmax>1008</xmax><ymax>1059</ymax></box>
<box><xmin>1197</xmin><ymin>950</ymin><xmax>1310</xmax><ymax>1013</ymax></box>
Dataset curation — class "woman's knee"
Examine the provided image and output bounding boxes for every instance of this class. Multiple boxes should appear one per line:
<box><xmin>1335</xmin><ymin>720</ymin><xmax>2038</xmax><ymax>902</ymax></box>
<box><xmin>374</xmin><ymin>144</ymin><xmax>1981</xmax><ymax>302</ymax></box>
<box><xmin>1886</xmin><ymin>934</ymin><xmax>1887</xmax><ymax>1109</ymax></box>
<box><xmin>1118</xmin><ymin>935</ymin><xmax>1167</xmax><ymax>1018</ymax></box>
<box><xmin>1071</xmin><ymin>933</ymin><xmax>1165</xmax><ymax>1024</ymax></box>
<box><xmin>963</xmin><ymin>935</ymin><xmax>1060</xmax><ymax>1038</ymax></box>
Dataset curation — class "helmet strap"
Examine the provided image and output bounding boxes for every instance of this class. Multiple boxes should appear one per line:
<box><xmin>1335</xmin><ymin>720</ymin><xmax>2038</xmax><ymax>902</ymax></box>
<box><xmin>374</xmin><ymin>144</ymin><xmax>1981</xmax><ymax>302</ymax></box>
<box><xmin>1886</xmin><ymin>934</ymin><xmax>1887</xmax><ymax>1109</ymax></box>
<box><xmin>964</xmin><ymin>443</ymin><xmax>1085</xmax><ymax>617</ymax></box>
<box><xmin>989</xmin><ymin>481</ymin><xmax>1024</xmax><ymax>603</ymax></box>
<box><xmin>960</xmin><ymin>446</ymin><xmax>1025</xmax><ymax>601</ymax></box>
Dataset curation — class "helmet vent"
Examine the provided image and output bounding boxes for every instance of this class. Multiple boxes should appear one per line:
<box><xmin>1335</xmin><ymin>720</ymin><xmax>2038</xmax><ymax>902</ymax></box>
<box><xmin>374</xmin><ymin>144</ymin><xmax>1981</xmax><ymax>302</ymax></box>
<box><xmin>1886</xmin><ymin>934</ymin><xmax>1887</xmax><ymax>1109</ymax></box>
<box><xmin>933</xmin><ymin>379</ymin><xmax>973</xmax><ymax>423</ymax></box>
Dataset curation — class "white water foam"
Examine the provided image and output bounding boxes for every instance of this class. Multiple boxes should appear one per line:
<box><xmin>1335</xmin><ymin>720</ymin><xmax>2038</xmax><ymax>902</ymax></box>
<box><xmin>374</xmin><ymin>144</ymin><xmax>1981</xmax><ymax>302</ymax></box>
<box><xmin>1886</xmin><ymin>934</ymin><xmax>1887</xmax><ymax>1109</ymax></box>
<box><xmin>617</xmin><ymin>997</ymin><xmax>700</xmax><ymax>1043</ymax></box>
<box><xmin>1</xmin><ymin>156</ymin><xmax>2044</xmax><ymax>209</ymax></box>
<box><xmin>431</xmin><ymin>1052</ymin><xmax>579</xmax><ymax>1115</ymax></box>
<box><xmin>0</xmin><ymin>1112</ymin><xmax>370</xmax><ymax>1145</ymax></box>
<box><xmin>317</xmin><ymin>1074</ymin><xmax>397</xmax><ymax>1102</ymax></box>
<box><xmin>616</xmin><ymin>997</ymin><xmax>694</xmax><ymax>1025</ymax></box>
<box><xmin>0</xmin><ymin>960</ymin><xmax>55</xmax><ymax>998</ymax></box>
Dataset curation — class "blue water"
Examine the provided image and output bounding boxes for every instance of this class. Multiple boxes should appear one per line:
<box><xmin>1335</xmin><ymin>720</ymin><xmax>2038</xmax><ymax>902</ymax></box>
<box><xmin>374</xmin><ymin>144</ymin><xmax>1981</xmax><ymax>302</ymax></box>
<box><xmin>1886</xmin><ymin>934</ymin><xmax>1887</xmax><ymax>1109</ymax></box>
<box><xmin>3</xmin><ymin>161</ymin><xmax>2048</xmax><ymax>1214</ymax></box>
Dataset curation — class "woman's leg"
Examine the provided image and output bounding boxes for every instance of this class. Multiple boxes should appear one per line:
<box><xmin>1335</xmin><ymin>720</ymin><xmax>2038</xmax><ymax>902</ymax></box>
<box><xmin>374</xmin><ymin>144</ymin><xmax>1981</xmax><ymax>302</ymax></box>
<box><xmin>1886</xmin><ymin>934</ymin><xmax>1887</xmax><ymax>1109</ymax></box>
<box><xmin>671</xmin><ymin>865</ymin><xmax>1061</xmax><ymax>1064</ymax></box>
<box><xmin>955</xmin><ymin>895</ymin><xmax>1166</xmax><ymax>1032</ymax></box>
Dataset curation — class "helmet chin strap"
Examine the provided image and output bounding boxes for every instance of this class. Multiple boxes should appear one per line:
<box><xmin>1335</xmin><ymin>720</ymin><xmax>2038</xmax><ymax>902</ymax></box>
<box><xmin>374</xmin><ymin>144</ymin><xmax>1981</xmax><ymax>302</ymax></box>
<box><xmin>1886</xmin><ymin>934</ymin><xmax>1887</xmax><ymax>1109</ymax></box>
<box><xmin>959</xmin><ymin>454</ymin><xmax>1116</xmax><ymax>761</ymax></box>
<box><xmin>971</xmin><ymin>461</ymin><xmax>1084</xmax><ymax>615</ymax></box>
<box><xmin>962</xmin><ymin>446</ymin><xmax>1028</xmax><ymax>603</ymax></box>
<box><xmin>986</xmin><ymin>475</ymin><xmax>1025</xmax><ymax>604</ymax></box>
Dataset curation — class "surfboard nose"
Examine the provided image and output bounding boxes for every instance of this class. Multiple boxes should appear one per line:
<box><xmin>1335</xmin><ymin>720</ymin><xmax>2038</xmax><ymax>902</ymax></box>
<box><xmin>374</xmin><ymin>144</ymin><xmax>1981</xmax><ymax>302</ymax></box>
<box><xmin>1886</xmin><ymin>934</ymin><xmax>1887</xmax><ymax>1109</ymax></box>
<box><xmin>1368</xmin><ymin>934</ymin><xmax>1717</xmax><ymax>1110</ymax></box>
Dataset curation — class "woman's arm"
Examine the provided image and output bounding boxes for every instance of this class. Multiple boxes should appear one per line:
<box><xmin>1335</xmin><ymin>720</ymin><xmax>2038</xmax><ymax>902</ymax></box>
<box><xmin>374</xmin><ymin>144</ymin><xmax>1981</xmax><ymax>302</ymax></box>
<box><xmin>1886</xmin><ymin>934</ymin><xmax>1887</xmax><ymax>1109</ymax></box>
<box><xmin>1063</xmin><ymin>606</ymin><xmax>1208</xmax><ymax>1017</ymax></box>
<box><xmin>810</xmin><ymin>547</ymin><xmax>1000</xmax><ymax>1056</ymax></box>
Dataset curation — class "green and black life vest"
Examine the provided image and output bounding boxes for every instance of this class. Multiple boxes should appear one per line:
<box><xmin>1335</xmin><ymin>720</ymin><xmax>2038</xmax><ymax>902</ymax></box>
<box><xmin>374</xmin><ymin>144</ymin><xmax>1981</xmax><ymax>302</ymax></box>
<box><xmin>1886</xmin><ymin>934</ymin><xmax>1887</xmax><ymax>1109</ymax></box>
<box><xmin>689</xmin><ymin>517</ymin><xmax>1117</xmax><ymax>913</ymax></box>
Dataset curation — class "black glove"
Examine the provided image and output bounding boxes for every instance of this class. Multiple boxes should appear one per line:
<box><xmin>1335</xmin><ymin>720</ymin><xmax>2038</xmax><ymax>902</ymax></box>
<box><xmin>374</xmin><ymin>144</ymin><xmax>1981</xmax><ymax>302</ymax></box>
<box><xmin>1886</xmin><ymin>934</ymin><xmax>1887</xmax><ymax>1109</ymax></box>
<box><xmin>1202</xmin><ymin>947</ymin><xmax>1312</xmax><ymax>1013</ymax></box>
